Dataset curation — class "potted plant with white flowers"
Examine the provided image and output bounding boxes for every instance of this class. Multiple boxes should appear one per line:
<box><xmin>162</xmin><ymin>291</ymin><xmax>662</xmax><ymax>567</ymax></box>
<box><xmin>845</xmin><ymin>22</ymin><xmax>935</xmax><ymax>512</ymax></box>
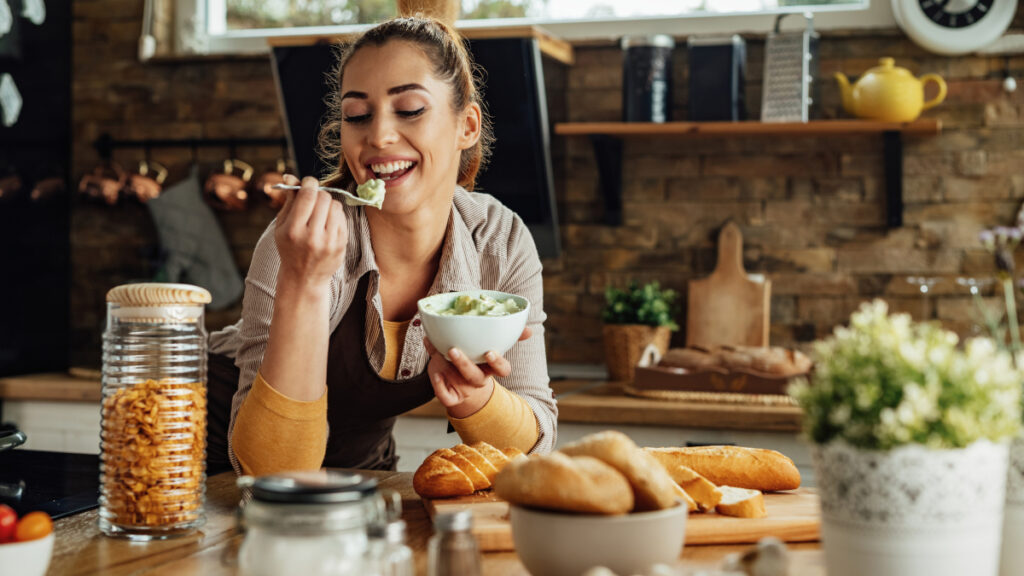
<box><xmin>976</xmin><ymin>224</ymin><xmax>1024</xmax><ymax>576</ymax></box>
<box><xmin>789</xmin><ymin>300</ymin><xmax>1022</xmax><ymax>576</ymax></box>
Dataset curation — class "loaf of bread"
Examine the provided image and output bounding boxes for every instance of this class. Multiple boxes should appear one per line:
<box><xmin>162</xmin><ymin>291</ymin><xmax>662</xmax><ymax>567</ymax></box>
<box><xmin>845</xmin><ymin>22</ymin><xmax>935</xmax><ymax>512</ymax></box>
<box><xmin>716</xmin><ymin>486</ymin><xmax>767</xmax><ymax>518</ymax></box>
<box><xmin>493</xmin><ymin>452</ymin><xmax>634</xmax><ymax>514</ymax></box>
<box><xmin>659</xmin><ymin>346</ymin><xmax>811</xmax><ymax>377</ymax></box>
<box><xmin>665</xmin><ymin>465</ymin><xmax>722</xmax><ymax>512</ymax></box>
<box><xmin>560</xmin><ymin>431</ymin><xmax>680</xmax><ymax>511</ymax></box>
<box><xmin>645</xmin><ymin>446</ymin><xmax>801</xmax><ymax>492</ymax></box>
<box><xmin>660</xmin><ymin>348</ymin><xmax>721</xmax><ymax>371</ymax></box>
<box><xmin>412</xmin><ymin>441</ymin><xmax>515</xmax><ymax>499</ymax></box>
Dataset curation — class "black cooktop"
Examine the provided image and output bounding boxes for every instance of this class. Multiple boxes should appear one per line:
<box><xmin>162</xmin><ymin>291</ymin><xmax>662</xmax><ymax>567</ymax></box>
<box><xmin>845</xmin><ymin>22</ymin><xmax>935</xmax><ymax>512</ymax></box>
<box><xmin>0</xmin><ymin>449</ymin><xmax>100</xmax><ymax>519</ymax></box>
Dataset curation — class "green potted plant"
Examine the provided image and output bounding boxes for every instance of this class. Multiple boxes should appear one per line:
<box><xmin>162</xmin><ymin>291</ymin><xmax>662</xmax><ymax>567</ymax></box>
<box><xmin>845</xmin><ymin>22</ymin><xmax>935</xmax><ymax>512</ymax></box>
<box><xmin>789</xmin><ymin>300</ymin><xmax>1022</xmax><ymax>576</ymax></box>
<box><xmin>601</xmin><ymin>281</ymin><xmax>679</xmax><ymax>382</ymax></box>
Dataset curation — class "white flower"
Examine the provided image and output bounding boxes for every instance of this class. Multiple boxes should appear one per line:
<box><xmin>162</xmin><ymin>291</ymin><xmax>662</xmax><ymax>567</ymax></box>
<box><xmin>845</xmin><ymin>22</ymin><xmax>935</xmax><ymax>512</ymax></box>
<box><xmin>790</xmin><ymin>299</ymin><xmax>1023</xmax><ymax>450</ymax></box>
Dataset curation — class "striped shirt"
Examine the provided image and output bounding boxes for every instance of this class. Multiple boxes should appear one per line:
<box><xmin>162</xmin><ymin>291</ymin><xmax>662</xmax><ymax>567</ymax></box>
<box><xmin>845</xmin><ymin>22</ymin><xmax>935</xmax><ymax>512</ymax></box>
<box><xmin>209</xmin><ymin>186</ymin><xmax>558</xmax><ymax>467</ymax></box>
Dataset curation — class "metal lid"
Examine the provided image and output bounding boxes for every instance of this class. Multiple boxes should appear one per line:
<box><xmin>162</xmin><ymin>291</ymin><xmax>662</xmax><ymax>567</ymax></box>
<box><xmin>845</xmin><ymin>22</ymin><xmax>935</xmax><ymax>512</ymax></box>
<box><xmin>621</xmin><ymin>35</ymin><xmax>675</xmax><ymax>49</ymax></box>
<box><xmin>240</xmin><ymin>471</ymin><xmax>378</xmax><ymax>504</ymax></box>
<box><xmin>434</xmin><ymin>509</ymin><xmax>473</xmax><ymax>532</ymax></box>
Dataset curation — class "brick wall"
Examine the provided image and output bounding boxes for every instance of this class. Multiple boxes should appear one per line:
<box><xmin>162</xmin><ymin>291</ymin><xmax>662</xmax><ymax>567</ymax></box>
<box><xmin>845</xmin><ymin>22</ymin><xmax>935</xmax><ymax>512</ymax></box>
<box><xmin>70</xmin><ymin>1</ymin><xmax>1024</xmax><ymax>367</ymax></box>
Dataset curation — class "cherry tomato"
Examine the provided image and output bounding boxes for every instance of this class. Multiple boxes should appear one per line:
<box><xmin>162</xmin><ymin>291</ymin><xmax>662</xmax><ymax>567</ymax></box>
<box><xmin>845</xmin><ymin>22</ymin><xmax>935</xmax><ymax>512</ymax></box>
<box><xmin>0</xmin><ymin>504</ymin><xmax>15</xmax><ymax>543</ymax></box>
<box><xmin>14</xmin><ymin>511</ymin><xmax>52</xmax><ymax>542</ymax></box>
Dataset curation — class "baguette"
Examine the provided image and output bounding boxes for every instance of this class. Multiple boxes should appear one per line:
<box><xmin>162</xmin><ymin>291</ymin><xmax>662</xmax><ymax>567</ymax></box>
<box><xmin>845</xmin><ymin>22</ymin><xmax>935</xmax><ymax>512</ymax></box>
<box><xmin>493</xmin><ymin>452</ymin><xmax>634</xmax><ymax>515</ymax></box>
<box><xmin>412</xmin><ymin>441</ymin><xmax>515</xmax><ymax>498</ymax></box>
<box><xmin>561</xmin><ymin>431</ymin><xmax>680</xmax><ymax>511</ymax></box>
<box><xmin>666</xmin><ymin>465</ymin><xmax>722</xmax><ymax>512</ymax></box>
<box><xmin>645</xmin><ymin>446</ymin><xmax>801</xmax><ymax>492</ymax></box>
<box><xmin>672</xmin><ymin>482</ymin><xmax>698</xmax><ymax>512</ymax></box>
<box><xmin>716</xmin><ymin>486</ymin><xmax>766</xmax><ymax>518</ymax></box>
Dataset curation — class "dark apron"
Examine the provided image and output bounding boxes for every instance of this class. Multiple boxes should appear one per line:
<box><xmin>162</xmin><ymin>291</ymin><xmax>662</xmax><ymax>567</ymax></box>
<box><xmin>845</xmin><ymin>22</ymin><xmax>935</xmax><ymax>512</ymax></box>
<box><xmin>206</xmin><ymin>274</ymin><xmax>436</xmax><ymax>474</ymax></box>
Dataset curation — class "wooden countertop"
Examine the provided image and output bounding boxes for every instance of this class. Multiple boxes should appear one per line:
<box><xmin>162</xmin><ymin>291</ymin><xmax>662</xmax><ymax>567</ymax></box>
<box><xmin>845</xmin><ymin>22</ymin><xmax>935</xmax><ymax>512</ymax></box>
<box><xmin>0</xmin><ymin>373</ymin><xmax>803</xmax><ymax>433</ymax></box>
<box><xmin>47</xmin><ymin>471</ymin><xmax>825</xmax><ymax>575</ymax></box>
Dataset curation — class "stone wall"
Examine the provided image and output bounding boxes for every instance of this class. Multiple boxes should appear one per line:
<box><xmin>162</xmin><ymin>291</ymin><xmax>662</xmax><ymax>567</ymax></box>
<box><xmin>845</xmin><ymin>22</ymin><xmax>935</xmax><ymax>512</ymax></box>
<box><xmin>70</xmin><ymin>1</ymin><xmax>1024</xmax><ymax>366</ymax></box>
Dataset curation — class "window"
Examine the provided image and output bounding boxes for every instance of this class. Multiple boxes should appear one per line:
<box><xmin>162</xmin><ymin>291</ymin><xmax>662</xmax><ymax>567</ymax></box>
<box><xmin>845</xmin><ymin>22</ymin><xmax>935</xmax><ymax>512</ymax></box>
<box><xmin>220</xmin><ymin>0</ymin><xmax>865</xmax><ymax>30</ymax></box>
<box><xmin>180</xmin><ymin>0</ymin><xmax>889</xmax><ymax>55</ymax></box>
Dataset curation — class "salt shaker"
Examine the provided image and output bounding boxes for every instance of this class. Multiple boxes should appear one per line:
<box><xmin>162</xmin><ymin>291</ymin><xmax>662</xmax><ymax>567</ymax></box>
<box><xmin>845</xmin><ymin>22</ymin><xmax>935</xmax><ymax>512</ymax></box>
<box><xmin>236</xmin><ymin>471</ymin><xmax>383</xmax><ymax>576</ymax></box>
<box><xmin>365</xmin><ymin>519</ymin><xmax>414</xmax><ymax>576</ymax></box>
<box><xmin>427</xmin><ymin>510</ymin><xmax>482</xmax><ymax>576</ymax></box>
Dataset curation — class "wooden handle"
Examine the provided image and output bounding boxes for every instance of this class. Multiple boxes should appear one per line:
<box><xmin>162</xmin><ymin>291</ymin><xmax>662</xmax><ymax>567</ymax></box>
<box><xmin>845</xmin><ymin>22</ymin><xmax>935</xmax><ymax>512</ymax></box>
<box><xmin>714</xmin><ymin>221</ymin><xmax>746</xmax><ymax>279</ymax></box>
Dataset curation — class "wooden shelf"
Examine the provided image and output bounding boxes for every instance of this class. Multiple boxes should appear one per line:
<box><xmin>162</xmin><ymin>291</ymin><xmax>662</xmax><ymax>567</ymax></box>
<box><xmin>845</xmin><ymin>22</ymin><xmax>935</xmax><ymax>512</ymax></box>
<box><xmin>267</xmin><ymin>25</ymin><xmax>573</xmax><ymax>65</ymax></box>
<box><xmin>555</xmin><ymin>119</ymin><xmax>942</xmax><ymax>137</ymax></box>
<box><xmin>554</xmin><ymin>119</ymin><xmax>943</xmax><ymax>228</ymax></box>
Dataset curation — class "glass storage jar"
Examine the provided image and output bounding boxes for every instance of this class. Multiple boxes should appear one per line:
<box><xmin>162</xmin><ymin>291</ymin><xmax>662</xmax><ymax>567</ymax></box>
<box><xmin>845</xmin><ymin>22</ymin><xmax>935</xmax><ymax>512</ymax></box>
<box><xmin>237</xmin><ymin>471</ymin><xmax>387</xmax><ymax>576</ymax></box>
<box><xmin>99</xmin><ymin>282</ymin><xmax>211</xmax><ymax>539</ymax></box>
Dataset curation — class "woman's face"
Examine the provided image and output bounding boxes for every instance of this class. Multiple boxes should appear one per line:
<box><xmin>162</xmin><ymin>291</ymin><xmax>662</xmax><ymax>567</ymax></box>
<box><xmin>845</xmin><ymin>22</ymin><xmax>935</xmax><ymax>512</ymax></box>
<box><xmin>339</xmin><ymin>40</ymin><xmax>480</xmax><ymax>215</ymax></box>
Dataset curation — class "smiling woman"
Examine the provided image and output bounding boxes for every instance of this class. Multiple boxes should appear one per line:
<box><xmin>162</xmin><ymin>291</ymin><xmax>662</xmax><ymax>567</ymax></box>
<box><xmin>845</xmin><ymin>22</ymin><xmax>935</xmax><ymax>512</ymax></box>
<box><xmin>205</xmin><ymin>16</ymin><xmax>556</xmax><ymax>478</ymax></box>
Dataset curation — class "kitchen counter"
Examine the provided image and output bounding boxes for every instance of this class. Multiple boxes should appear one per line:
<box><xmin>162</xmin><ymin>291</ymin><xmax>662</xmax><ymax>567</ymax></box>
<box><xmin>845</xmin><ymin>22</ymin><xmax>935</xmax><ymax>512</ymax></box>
<box><xmin>46</xmin><ymin>470</ymin><xmax>825</xmax><ymax>575</ymax></box>
<box><xmin>0</xmin><ymin>373</ymin><xmax>802</xmax><ymax>433</ymax></box>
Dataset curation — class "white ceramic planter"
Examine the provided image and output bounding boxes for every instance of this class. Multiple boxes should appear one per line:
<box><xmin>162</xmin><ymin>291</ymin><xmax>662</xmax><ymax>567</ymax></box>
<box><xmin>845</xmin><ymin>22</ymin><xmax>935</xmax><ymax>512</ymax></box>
<box><xmin>813</xmin><ymin>439</ymin><xmax>1009</xmax><ymax>576</ymax></box>
<box><xmin>1001</xmin><ymin>436</ymin><xmax>1024</xmax><ymax>576</ymax></box>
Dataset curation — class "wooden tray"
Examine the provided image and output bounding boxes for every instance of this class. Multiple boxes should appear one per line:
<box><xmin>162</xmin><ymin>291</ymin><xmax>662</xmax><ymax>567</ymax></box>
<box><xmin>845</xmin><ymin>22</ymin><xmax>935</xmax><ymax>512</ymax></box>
<box><xmin>423</xmin><ymin>489</ymin><xmax>821</xmax><ymax>552</ymax></box>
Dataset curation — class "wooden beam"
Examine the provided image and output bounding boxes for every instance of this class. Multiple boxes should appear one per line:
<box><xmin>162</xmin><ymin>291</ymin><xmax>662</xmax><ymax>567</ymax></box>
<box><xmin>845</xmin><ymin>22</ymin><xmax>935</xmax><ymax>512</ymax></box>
<box><xmin>554</xmin><ymin>119</ymin><xmax>943</xmax><ymax>137</ymax></box>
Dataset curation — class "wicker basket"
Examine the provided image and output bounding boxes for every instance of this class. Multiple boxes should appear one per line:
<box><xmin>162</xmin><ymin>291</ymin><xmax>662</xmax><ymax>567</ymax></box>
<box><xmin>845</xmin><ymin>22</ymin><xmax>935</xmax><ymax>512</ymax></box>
<box><xmin>602</xmin><ymin>324</ymin><xmax>672</xmax><ymax>382</ymax></box>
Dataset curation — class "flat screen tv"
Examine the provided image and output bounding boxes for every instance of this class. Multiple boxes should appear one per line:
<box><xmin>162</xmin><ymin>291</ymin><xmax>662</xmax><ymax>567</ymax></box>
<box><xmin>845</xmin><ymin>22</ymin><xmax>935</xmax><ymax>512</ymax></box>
<box><xmin>271</xmin><ymin>37</ymin><xmax>560</xmax><ymax>258</ymax></box>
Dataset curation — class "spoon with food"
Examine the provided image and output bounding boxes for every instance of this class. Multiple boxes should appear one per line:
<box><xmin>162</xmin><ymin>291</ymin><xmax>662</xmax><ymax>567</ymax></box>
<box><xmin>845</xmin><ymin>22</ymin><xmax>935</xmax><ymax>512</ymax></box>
<box><xmin>271</xmin><ymin>178</ymin><xmax>386</xmax><ymax>209</ymax></box>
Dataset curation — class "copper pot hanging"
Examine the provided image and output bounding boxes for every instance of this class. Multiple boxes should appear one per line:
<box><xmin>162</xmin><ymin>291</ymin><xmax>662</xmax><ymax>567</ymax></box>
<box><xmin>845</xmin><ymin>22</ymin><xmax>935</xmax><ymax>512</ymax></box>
<box><xmin>204</xmin><ymin>158</ymin><xmax>252</xmax><ymax>211</ymax></box>
<box><xmin>124</xmin><ymin>159</ymin><xmax>168</xmax><ymax>203</ymax></box>
<box><xmin>78</xmin><ymin>162</ymin><xmax>126</xmax><ymax>206</ymax></box>
<box><xmin>254</xmin><ymin>158</ymin><xmax>293</xmax><ymax>210</ymax></box>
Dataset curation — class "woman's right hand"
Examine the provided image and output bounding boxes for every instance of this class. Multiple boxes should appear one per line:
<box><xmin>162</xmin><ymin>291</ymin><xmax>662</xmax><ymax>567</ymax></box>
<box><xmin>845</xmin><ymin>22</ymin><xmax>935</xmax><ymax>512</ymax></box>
<box><xmin>274</xmin><ymin>175</ymin><xmax>348</xmax><ymax>288</ymax></box>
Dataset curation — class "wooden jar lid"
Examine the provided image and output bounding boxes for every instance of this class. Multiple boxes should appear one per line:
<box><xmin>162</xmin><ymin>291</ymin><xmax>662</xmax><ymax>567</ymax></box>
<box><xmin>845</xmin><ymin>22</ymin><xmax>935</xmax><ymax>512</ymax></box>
<box><xmin>106</xmin><ymin>283</ymin><xmax>212</xmax><ymax>306</ymax></box>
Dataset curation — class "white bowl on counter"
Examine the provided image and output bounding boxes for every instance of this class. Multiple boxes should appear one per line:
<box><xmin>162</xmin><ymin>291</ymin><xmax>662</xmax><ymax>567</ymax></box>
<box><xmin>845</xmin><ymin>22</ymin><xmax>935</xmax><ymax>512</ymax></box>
<box><xmin>0</xmin><ymin>532</ymin><xmax>54</xmax><ymax>576</ymax></box>
<box><xmin>509</xmin><ymin>503</ymin><xmax>687</xmax><ymax>576</ymax></box>
<box><xmin>417</xmin><ymin>290</ymin><xmax>530</xmax><ymax>364</ymax></box>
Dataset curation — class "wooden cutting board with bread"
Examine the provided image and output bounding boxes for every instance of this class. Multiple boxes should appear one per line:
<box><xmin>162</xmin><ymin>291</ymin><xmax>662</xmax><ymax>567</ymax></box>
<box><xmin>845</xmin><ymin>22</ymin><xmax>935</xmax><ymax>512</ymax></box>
<box><xmin>424</xmin><ymin>487</ymin><xmax>820</xmax><ymax>551</ymax></box>
<box><xmin>414</xmin><ymin>434</ymin><xmax>819</xmax><ymax>552</ymax></box>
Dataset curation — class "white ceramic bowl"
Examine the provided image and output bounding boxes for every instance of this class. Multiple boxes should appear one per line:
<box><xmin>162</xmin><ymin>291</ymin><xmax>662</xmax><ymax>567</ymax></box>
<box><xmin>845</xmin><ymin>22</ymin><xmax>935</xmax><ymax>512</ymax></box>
<box><xmin>417</xmin><ymin>290</ymin><xmax>530</xmax><ymax>364</ymax></box>
<box><xmin>509</xmin><ymin>504</ymin><xmax>687</xmax><ymax>576</ymax></box>
<box><xmin>0</xmin><ymin>533</ymin><xmax>54</xmax><ymax>576</ymax></box>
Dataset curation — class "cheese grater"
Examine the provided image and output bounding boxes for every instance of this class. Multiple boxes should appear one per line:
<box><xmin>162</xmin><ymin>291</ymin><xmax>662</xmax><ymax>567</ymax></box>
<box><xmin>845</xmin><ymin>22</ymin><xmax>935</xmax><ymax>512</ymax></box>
<box><xmin>761</xmin><ymin>12</ymin><xmax>819</xmax><ymax>123</ymax></box>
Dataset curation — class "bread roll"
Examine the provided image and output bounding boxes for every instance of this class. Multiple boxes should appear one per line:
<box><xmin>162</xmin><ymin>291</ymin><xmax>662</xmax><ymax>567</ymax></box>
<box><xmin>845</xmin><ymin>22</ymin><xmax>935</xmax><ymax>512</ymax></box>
<box><xmin>412</xmin><ymin>441</ymin><xmax>514</xmax><ymax>498</ymax></box>
<box><xmin>437</xmin><ymin>448</ymin><xmax>489</xmax><ymax>491</ymax></box>
<box><xmin>471</xmin><ymin>442</ymin><xmax>511</xmax><ymax>470</ymax></box>
<box><xmin>452</xmin><ymin>444</ymin><xmax>499</xmax><ymax>483</ymax></box>
<box><xmin>666</xmin><ymin>465</ymin><xmax>722</xmax><ymax>512</ymax></box>
<box><xmin>561</xmin><ymin>431</ymin><xmax>680</xmax><ymax>511</ymax></box>
<box><xmin>493</xmin><ymin>452</ymin><xmax>634</xmax><ymax>515</ymax></box>
<box><xmin>412</xmin><ymin>455</ymin><xmax>475</xmax><ymax>499</ymax></box>
<box><xmin>645</xmin><ymin>446</ymin><xmax>801</xmax><ymax>492</ymax></box>
<box><xmin>501</xmin><ymin>447</ymin><xmax>525</xmax><ymax>460</ymax></box>
<box><xmin>716</xmin><ymin>486</ymin><xmax>766</xmax><ymax>518</ymax></box>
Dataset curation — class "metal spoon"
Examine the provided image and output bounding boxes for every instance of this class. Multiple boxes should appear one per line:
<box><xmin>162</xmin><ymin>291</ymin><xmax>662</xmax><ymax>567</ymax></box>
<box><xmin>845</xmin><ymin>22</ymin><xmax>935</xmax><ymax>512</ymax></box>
<box><xmin>270</xmin><ymin>183</ymin><xmax>379</xmax><ymax>206</ymax></box>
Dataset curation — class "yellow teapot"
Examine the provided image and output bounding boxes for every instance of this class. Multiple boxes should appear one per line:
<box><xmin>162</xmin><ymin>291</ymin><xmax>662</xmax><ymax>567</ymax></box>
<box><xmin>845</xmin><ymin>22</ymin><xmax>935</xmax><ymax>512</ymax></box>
<box><xmin>834</xmin><ymin>58</ymin><xmax>946</xmax><ymax>122</ymax></box>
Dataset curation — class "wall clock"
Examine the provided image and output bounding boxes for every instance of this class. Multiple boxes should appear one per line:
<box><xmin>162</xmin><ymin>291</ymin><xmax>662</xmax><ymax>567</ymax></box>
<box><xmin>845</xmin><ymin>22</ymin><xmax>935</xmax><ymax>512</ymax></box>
<box><xmin>892</xmin><ymin>0</ymin><xmax>1019</xmax><ymax>55</ymax></box>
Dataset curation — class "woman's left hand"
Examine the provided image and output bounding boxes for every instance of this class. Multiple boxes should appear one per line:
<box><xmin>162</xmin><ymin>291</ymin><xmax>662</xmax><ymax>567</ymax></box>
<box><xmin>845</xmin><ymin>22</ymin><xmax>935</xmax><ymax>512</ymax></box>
<box><xmin>424</xmin><ymin>328</ymin><xmax>532</xmax><ymax>419</ymax></box>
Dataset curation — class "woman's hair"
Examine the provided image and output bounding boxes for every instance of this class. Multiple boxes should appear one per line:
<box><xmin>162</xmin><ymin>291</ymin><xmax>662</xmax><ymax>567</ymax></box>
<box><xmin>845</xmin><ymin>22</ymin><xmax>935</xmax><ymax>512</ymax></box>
<box><xmin>318</xmin><ymin>17</ymin><xmax>494</xmax><ymax>191</ymax></box>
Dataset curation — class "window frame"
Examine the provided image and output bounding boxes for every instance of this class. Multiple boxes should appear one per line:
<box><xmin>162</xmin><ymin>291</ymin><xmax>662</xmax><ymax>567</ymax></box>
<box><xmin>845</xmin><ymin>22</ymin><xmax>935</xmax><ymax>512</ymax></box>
<box><xmin>177</xmin><ymin>0</ymin><xmax>897</xmax><ymax>56</ymax></box>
